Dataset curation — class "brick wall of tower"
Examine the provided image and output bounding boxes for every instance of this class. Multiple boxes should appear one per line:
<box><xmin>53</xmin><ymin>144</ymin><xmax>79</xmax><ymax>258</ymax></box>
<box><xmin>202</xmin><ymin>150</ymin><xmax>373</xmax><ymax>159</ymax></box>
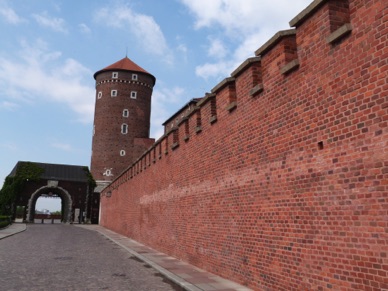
<box><xmin>90</xmin><ymin>70</ymin><xmax>154</xmax><ymax>182</ymax></box>
<box><xmin>99</xmin><ymin>0</ymin><xmax>387</xmax><ymax>290</ymax></box>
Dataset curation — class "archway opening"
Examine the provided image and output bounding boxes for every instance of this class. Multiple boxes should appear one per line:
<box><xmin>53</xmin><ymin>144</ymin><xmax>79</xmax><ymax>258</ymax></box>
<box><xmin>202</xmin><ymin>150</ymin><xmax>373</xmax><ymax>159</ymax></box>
<box><xmin>36</xmin><ymin>196</ymin><xmax>61</xmax><ymax>213</ymax></box>
<box><xmin>35</xmin><ymin>196</ymin><xmax>61</xmax><ymax>223</ymax></box>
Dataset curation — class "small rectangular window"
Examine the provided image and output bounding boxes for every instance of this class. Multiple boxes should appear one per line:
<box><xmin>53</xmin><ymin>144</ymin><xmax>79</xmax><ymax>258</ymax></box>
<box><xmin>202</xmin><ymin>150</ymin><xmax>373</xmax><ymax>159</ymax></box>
<box><xmin>121</xmin><ymin>124</ymin><xmax>128</xmax><ymax>134</ymax></box>
<box><xmin>123</xmin><ymin>109</ymin><xmax>129</xmax><ymax>117</ymax></box>
<box><xmin>112</xmin><ymin>72</ymin><xmax>118</xmax><ymax>78</ymax></box>
<box><xmin>97</xmin><ymin>92</ymin><xmax>102</xmax><ymax>99</ymax></box>
<box><xmin>132</xmin><ymin>74</ymin><xmax>138</xmax><ymax>80</ymax></box>
<box><xmin>111</xmin><ymin>90</ymin><xmax>117</xmax><ymax>97</ymax></box>
<box><xmin>130</xmin><ymin>91</ymin><xmax>137</xmax><ymax>99</ymax></box>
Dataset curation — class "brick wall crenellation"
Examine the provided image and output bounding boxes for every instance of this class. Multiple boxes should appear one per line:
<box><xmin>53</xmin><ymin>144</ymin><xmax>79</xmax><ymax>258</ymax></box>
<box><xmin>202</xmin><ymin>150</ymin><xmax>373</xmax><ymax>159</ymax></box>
<box><xmin>100</xmin><ymin>0</ymin><xmax>387</xmax><ymax>290</ymax></box>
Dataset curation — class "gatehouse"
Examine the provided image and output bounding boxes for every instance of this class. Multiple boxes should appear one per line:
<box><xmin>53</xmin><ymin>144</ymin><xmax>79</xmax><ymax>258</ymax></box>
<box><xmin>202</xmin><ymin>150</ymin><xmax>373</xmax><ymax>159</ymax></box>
<box><xmin>7</xmin><ymin>161</ymin><xmax>99</xmax><ymax>224</ymax></box>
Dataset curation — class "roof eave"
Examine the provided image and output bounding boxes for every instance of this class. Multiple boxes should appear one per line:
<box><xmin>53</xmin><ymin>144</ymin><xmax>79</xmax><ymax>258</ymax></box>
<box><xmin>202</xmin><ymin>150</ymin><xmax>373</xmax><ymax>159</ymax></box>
<box><xmin>93</xmin><ymin>68</ymin><xmax>156</xmax><ymax>86</ymax></box>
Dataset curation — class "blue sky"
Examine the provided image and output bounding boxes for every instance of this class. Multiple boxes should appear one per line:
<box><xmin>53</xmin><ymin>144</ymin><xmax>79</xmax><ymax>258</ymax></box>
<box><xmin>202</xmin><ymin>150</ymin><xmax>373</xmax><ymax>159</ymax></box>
<box><xmin>0</xmin><ymin>0</ymin><xmax>311</xmax><ymax>211</ymax></box>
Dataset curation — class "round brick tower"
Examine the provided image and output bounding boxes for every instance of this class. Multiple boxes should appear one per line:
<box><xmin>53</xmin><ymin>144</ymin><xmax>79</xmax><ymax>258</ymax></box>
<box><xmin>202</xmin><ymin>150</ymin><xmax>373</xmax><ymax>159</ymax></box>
<box><xmin>91</xmin><ymin>57</ymin><xmax>156</xmax><ymax>188</ymax></box>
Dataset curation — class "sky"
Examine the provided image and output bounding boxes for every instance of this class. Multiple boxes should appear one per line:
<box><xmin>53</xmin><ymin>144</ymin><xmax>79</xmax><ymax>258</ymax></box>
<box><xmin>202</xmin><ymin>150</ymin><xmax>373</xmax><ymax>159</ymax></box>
<box><xmin>0</xmin><ymin>0</ymin><xmax>312</xmax><ymax>211</ymax></box>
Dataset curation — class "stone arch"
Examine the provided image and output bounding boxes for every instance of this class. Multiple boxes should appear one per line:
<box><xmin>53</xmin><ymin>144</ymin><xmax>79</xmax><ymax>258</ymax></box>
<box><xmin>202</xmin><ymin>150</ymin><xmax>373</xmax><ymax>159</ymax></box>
<box><xmin>26</xmin><ymin>186</ymin><xmax>73</xmax><ymax>223</ymax></box>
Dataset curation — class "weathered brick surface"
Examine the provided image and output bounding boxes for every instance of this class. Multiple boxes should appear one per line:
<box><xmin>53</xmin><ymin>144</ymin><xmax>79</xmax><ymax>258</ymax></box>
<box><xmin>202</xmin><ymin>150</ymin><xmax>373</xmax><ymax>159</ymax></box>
<box><xmin>99</xmin><ymin>0</ymin><xmax>387</xmax><ymax>290</ymax></box>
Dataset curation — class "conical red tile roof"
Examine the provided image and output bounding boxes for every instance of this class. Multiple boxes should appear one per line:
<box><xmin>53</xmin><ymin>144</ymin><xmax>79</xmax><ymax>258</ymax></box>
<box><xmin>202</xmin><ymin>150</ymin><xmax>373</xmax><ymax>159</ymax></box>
<box><xmin>94</xmin><ymin>57</ymin><xmax>155</xmax><ymax>84</ymax></box>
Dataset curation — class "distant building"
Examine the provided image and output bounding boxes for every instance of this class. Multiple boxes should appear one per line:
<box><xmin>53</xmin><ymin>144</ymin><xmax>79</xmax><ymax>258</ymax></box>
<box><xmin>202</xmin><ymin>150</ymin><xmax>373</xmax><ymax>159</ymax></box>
<box><xmin>162</xmin><ymin>98</ymin><xmax>202</xmax><ymax>134</ymax></box>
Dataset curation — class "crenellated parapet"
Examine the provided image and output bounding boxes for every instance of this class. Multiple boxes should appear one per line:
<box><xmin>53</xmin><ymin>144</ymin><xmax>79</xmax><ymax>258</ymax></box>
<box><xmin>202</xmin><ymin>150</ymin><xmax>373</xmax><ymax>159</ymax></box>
<box><xmin>99</xmin><ymin>2</ymin><xmax>386</xmax><ymax>289</ymax></box>
<box><xmin>103</xmin><ymin>0</ymin><xmax>365</xmax><ymax>193</ymax></box>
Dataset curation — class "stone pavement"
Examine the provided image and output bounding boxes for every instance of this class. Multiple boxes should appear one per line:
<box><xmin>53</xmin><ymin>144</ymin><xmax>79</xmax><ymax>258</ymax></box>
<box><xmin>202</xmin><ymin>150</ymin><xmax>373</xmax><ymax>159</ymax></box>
<box><xmin>0</xmin><ymin>223</ymin><xmax>179</xmax><ymax>290</ymax></box>
<box><xmin>0</xmin><ymin>223</ymin><xmax>252</xmax><ymax>291</ymax></box>
<box><xmin>0</xmin><ymin>222</ymin><xmax>26</xmax><ymax>239</ymax></box>
<box><xmin>76</xmin><ymin>225</ymin><xmax>252</xmax><ymax>291</ymax></box>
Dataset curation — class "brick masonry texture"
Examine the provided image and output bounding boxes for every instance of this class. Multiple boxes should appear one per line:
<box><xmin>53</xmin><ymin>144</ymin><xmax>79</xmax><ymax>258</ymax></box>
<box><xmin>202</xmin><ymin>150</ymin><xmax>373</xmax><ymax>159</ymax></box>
<box><xmin>91</xmin><ymin>70</ymin><xmax>154</xmax><ymax>182</ymax></box>
<box><xmin>99</xmin><ymin>0</ymin><xmax>388</xmax><ymax>290</ymax></box>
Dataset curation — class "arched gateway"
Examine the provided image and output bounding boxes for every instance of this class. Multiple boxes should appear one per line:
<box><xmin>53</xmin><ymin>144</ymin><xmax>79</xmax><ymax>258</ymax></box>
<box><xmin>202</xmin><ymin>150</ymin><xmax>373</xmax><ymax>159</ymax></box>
<box><xmin>5</xmin><ymin>161</ymin><xmax>99</xmax><ymax>224</ymax></box>
<box><xmin>26</xmin><ymin>186</ymin><xmax>73</xmax><ymax>223</ymax></box>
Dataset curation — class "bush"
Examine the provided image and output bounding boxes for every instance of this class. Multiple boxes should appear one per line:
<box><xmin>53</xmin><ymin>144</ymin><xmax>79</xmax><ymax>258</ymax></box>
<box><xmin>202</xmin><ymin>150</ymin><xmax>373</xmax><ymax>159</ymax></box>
<box><xmin>0</xmin><ymin>215</ymin><xmax>11</xmax><ymax>229</ymax></box>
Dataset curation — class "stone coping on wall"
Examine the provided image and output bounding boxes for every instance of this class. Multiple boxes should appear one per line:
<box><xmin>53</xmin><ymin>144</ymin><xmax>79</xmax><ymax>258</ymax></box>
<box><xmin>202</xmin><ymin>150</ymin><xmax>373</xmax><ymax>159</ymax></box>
<box><xmin>289</xmin><ymin>0</ymin><xmax>328</xmax><ymax>27</ymax></box>
<box><xmin>230</xmin><ymin>56</ymin><xmax>261</xmax><ymax>78</ymax></box>
<box><xmin>254</xmin><ymin>29</ymin><xmax>295</xmax><ymax>57</ymax></box>
<box><xmin>211</xmin><ymin>77</ymin><xmax>235</xmax><ymax>94</ymax></box>
<box><xmin>196</xmin><ymin>93</ymin><xmax>216</xmax><ymax>107</ymax></box>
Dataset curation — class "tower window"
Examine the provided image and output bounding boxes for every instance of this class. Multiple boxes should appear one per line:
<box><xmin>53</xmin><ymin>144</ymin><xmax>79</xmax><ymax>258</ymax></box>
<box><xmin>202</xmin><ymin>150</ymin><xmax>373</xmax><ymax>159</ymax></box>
<box><xmin>130</xmin><ymin>91</ymin><xmax>137</xmax><ymax>99</ymax></box>
<box><xmin>123</xmin><ymin>109</ymin><xmax>129</xmax><ymax>117</ymax></box>
<box><xmin>112</xmin><ymin>72</ymin><xmax>118</xmax><ymax>78</ymax></box>
<box><xmin>120</xmin><ymin>150</ymin><xmax>126</xmax><ymax>156</ymax></box>
<box><xmin>111</xmin><ymin>90</ymin><xmax>117</xmax><ymax>97</ymax></box>
<box><xmin>97</xmin><ymin>91</ymin><xmax>102</xmax><ymax>99</ymax></box>
<box><xmin>132</xmin><ymin>74</ymin><xmax>138</xmax><ymax>81</ymax></box>
<box><xmin>121</xmin><ymin>123</ymin><xmax>128</xmax><ymax>134</ymax></box>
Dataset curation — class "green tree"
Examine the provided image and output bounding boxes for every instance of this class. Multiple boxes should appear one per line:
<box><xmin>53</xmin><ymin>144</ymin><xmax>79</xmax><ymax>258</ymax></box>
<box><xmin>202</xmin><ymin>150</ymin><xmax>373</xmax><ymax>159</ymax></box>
<box><xmin>0</xmin><ymin>162</ymin><xmax>44</xmax><ymax>215</ymax></box>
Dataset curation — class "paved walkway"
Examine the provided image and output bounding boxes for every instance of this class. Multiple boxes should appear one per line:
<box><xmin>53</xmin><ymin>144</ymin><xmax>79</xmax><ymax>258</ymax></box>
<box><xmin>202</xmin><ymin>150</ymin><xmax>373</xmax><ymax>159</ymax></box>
<box><xmin>0</xmin><ymin>222</ymin><xmax>26</xmax><ymax>239</ymax></box>
<box><xmin>0</xmin><ymin>223</ymin><xmax>178</xmax><ymax>290</ymax></box>
<box><xmin>0</xmin><ymin>223</ymin><xmax>252</xmax><ymax>291</ymax></box>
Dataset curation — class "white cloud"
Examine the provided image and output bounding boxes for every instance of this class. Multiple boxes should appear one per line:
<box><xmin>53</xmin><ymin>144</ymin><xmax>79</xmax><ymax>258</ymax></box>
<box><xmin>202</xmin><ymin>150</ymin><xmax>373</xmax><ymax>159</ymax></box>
<box><xmin>207</xmin><ymin>38</ymin><xmax>228</xmax><ymax>59</ymax></box>
<box><xmin>0</xmin><ymin>1</ymin><xmax>25</xmax><ymax>24</ymax></box>
<box><xmin>174</xmin><ymin>35</ymin><xmax>189</xmax><ymax>63</ymax></box>
<box><xmin>79</xmin><ymin>23</ymin><xmax>91</xmax><ymax>34</ymax></box>
<box><xmin>94</xmin><ymin>4</ymin><xmax>173</xmax><ymax>64</ymax></box>
<box><xmin>32</xmin><ymin>11</ymin><xmax>68</xmax><ymax>33</ymax></box>
<box><xmin>0</xmin><ymin>39</ymin><xmax>95</xmax><ymax>123</ymax></box>
<box><xmin>180</xmin><ymin>0</ymin><xmax>311</xmax><ymax>80</ymax></box>
<box><xmin>0</xmin><ymin>100</ymin><xmax>18</xmax><ymax>111</ymax></box>
<box><xmin>195</xmin><ymin>61</ymin><xmax>233</xmax><ymax>81</ymax></box>
<box><xmin>180</xmin><ymin>0</ymin><xmax>310</xmax><ymax>36</ymax></box>
<box><xmin>176</xmin><ymin>43</ymin><xmax>188</xmax><ymax>59</ymax></box>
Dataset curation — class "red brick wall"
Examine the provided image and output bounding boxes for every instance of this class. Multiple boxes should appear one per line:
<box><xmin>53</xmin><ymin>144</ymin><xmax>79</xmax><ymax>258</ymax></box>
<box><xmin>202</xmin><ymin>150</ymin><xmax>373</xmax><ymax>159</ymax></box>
<box><xmin>100</xmin><ymin>0</ymin><xmax>387</xmax><ymax>290</ymax></box>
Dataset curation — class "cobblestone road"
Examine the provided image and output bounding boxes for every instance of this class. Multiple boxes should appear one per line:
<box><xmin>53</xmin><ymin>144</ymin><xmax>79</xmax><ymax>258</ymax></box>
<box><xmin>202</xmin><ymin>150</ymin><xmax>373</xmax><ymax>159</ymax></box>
<box><xmin>0</xmin><ymin>224</ymin><xmax>180</xmax><ymax>291</ymax></box>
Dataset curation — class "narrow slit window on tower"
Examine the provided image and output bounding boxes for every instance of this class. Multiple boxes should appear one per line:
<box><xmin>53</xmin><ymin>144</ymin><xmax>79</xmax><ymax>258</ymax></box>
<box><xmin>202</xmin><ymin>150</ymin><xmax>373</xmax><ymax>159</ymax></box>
<box><xmin>132</xmin><ymin>74</ymin><xmax>138</xmax><ymax>81</ymax></box>
<box><xmin>318</xmin><ymin>141</ymin><xmax>324</xmax><ymax>150</ymax></box>
<box><xmin>130</xmin><ymin>91</ymin><xmax>137</xmax><ymax>99</ymax></box>
<box><xmin>121</xmin><ymin>123</ymin><xmax>128</xmax><ymax>134</ymax></box>
<box><xmin>123</xmin><ymin>109</ymin><xmax>129</xmax><ymax>117</ymax></box>
<box><xmin>97</xmin><ymin>91</ymin><xmax>102</xmax><ymax>99</ymax></box>
<box><xmin>120</xmin><ymin>150</ymin><xmax>126</xmax><ymax>156</ymax></box>
<box><xmin>111</xmin><ymin>90</ymin><xmax>117</xmax><ymax>97</ymax></box>
<box><xmin>112</xmin><ymin>72</ymin><xmax>118</xmax><ymax>79</ymax></box>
